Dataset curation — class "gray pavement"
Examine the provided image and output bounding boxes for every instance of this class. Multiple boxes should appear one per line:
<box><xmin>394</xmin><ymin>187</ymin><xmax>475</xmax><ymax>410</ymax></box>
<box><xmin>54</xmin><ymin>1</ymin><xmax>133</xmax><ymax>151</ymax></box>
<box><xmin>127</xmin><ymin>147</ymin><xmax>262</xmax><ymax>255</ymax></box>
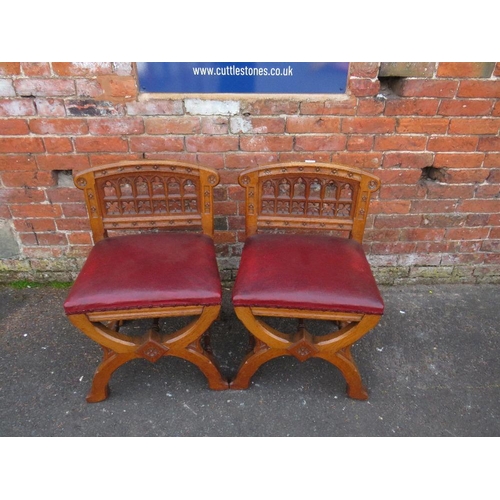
<box><xmin>0</xmin><ymin>283</ymin><xmax>499</xmax><ymax>436</ymax></box>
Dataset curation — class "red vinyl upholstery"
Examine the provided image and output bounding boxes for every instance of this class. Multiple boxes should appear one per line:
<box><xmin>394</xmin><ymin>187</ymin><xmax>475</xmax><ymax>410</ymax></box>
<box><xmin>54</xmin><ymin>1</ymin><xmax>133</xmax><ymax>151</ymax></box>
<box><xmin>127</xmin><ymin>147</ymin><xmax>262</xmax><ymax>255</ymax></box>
<box><xmin>64</xmin><ymin>232</ymin><xmax>222</xmax><ymax>315</ymax></box>
<box><xmin>232</xmin><ymin>233</ymin><xmax>384</xmax><ymax>315</ymax></box>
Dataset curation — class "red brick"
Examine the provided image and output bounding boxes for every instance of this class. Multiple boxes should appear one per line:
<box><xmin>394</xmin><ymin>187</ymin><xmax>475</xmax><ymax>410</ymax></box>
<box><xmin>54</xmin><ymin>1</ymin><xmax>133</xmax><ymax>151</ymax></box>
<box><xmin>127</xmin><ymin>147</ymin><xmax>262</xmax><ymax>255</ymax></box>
<box><xmin>52</xmin><ymin>62</ymin><xmax>113</xmax><ymax>76</ymax></box>
<box><xmin>239</xmin><ymin>117</ymin><xmax>286</xmax><ymax>134</ymax></box>
<box><xmin>36</xmin><ymin>154</ymin><xmax>90</xmax><ymax>171</ymax></box>
<box><xmin>20</xmin><ymin>232</ymin><xmax>68</xmax><ymax>246</ymax></box>
<box><xmin>200</xmin><ymin>117</ymin><xmax>229</xmax><ymax>135</ymax></box>
<box><xmin>300</xmin><ymin>98</ymin><xmax>357</xmax><ymax>116</ymax></box>
<box><xmin>75</xmin><ymin>136</ymin><xmax>128</xmax><ymax>152</ymax></box>
<box><xmin>144</xmin><ymin>117</ymin><xmax>201</xmax><ymax>134</ymax></box>
<box><xmin>242</xmin><ymin>99</ymin><xmax>300</xmax><ymax>115</ymax></box>
<box><xmin>349</xmin><ymin>78</ymin><xmax>380</xmax><ymax>96</ymax></box>
<box><xmin>46</xmin><ymin>187</ymin><xmax>84</xmax><ymax>203</ymax></box>
<box><xmin>439</xmin><ymin>99</ymin><xmax>494</xmax><ymax>116</ymax></box>
<box><xmin>75</xmin><ymin>79</ymin><xmax>105</xmax><ymax>99</ymax></box>
<box><xmin>0</xmin><ymin>119</ymin><xmax>29</xmax><ymax>134</ymax></box>
<box><xmin>0</xmin><ymin>98</ymin><xmax>36</xmax><ymax>116</ymax></box>
<box><xmin>475</xmin><ymin>184</ymin><xmax>500</xmax><ymax>198</ymax></box>
<box><xmin>374</xmin><ymin>135</ymin><xmax>427</xmax><ymax>151</ymax></box>
<box><xmin>478</xmin><ymin>136</ymin><xmax>500</xmax><ymax>151</ymax></box>
<box><xmin>392</xmin><ymin>79</ymin><xmax>458</xmax><ymax>98</ymax></box>
<box><xmin>437</xmin><ymin>62</ymin><xmax>496</xmax><ymax>78</ymax></box>
<box><xmin>224</xmin><ymin>153</ymin><xmax>278</xmax><ymax>169</ymax></box>
<box><xmin>466</xmin><ymin>214</ymin><xmax>490</xmax><ymax>227</ymax></box>
<box><xmin>458</xmin><ymin>80</ymin><xmax>500</xmax><ymax>98</ymax></box>
<box><xmin>88</xmin><ymin>153</ymin><xmax>142</xmax><ymax>166</ymax></box>
<box><xmin>385</xmin><ymin>99</ymin><xmax>439</xmax><ymax>116</ymax></box>
<box><xmin>401</xmin><ymin>228</ymin><xmax>446</xmax><ymax>241</ymax></box>
<box><xmin>349</xmin><ymin>63</ymin><xmax>379</xmax><ymax>78</ymax></box>
<box><xmin>239</xmin><ymin>135</ymin><xmax>293</xmax><ymax>152</ymax></box>
<box><xmin>356</xmin><ymin>98</ymin><xmax>386</xmax><ymax>116</ymax></box>
<box><xmin>421</xmin><ymin>214</ymin><xmax>467</xmax><ymax>227</ymax></box>
<box><xmin>68</xmin><ymin>232</ymin><xmax>93</xmax><ymax>245</ymax></box>
<box><xmin>14</xmin><ymin>78</ymin><xmax>75</xmax><ymax>97</ymax></box>
<box><xmin>376</xmin><ymin>169</ymin><xmax>422</xmax><ymax>184</ymax></box>
<box><xmin>294</xmin><ymin>135</ymin><xmax>346</xmax><ymax>152</ymax></box>
<box><xmin>484</xmin><ymin>154</ymin><xmax>500</xmax><ymax>167</ymax></box>
<box><xmin>371</xmin><ymin>242</ymin><xmax>417</xmax><ymax>254</ymax></box>
<box><xmin>21</xmin><ymin>63</ymin><xmax>51</xmax><ymax>76</ymax></box>
<box><xmin>446</xmin><ymin>227</ymin><xmax>490</xmax><ymax>240</ymax></box>
<box><xmin>448</xmin><ymin>118</ymin><xmax>499</xmax><ymax>135</ymax></box>
<box><xmin>495</xmin><ymin>64</ymin><xmax>500</xmax><ymax>77</ymax></box>
<box><xmin>129</xmin><ymin>136</ymin><xmax>185</xmax><ymax>153</ymax></box>
<box><xmin>363</xmin><ymin>228</ymin><xmax>401</xmax><ymax>242</ymax></box>
<box><xmin>374</xmin><ymin>215</ymin><xmax>421</xmax><ymax>228</ymax></box>
<box><xmin>96</xmin><ymin>76</ymin><xmax>138</xmax><ymax>100</ymax></box>
<box><xmin>286</xmin><ymin>116</ymin><xmax>341</xmax><ymax>133</ymax></box>
<box><xmin>0</xmin><ymin>137</ymin><xmax>44</xmax><ymax>153</ymax></box>
<box><xmin>383</xmin><ymin>152</ymin><xmax>434</xmax><ymax>169</ymax></box>
<box><xmin>1</xmin><ymin>187</ymin><xmax>46</xmax><ymax>203</ymax></box>
<box><xmin>332</xmin><ymin>152</ymin><xmax>382</xmax><ymax>169</ymax></box>
<box><xmin>43</xmin><ymin>137</ymin><xmax>73</xmax><ymax>153</ymax></box>
<box><xmin>279</xmin><ymin>152</ymin><xmax>331</xmax><ymax>164</ymax></box>
<box><xmin>14</xmin><ymin>218</ymin><xmax>56</xmax><ymax>232</ymax></box>
<box><xmin>427</xmin><ymin>136</ymin><xmax>478</xmax><ymax>152</ymax></box>
<box><xmin>61</xmin><ymin>202</ymin><xmax>88</xmax><ymax>218</ymax></box>
<box><xmin>446</xmin><ymin>169</ymin><xmax>490</xmax><ymax>183</ymax></box>
<box><xmin>379</xmin><ymin>184</ymin><xmax>426</xmax><ymax>200</ymax></box>
<box><xmin>494</xmin><ymin>101</ymin><xmax>500</xmax><ymax>117</ymax></box>
<box><xmin>0</xmin><ymin>63</ymin><xmax>20</xmax><ymax>76</ymax></box>
<box><xmin>342</xmin><ymin>117</ymin><xmax>395</xmax><ymax>134</ymax></box>
<box><xmin>411</xmin><ymin>199</ymin><xmax>460</xmax><ymax>213</ymax></box>
<box><xmin>56</xmin><ymin>218</ymin><xmax>90</xmax><ymax>231</ymax></box>
<box><xmin>34</xmin><ymin>98</ymin><xmax>66</xmax><ymax>117</ymax></box>
<box><xmin>347</xmin><ymin>135</ymin><xmax>373</xmax><ymax>151</ymax></box>
<box><xmin>0</xmin><ymin>154</ymin><xmax>37</xmax><ymax>171</ymax></box>
<box><xmin>433</xmin><ymin>153</ymin><xmax>484</xmax><ymax>168</ymax></box>
<box><xmin>1</xmin><ymin>170</ymin><xmax>56</xmax><ymax>187</ymax></box>
<box><xmin>10</xmin><ymin>203</ymin><xmax>63</xmax><ymax>218</ymax></box>
<box><xmin>424</xmin><ymin>183</ymin><xmax>476</xmax><ymax>199</ymax></box>
<box><xmin>370</xmin><ymin>200</ymin><xmax>410</xmax><ymax>214</ymax></box>
<box><xmin>458</xmin><ymin>199</ymin><xmax>500</xmax><ymax>213</ymax></box>
<box><xmin>396</xmin><ymin>117</ymin><xmax>449</xmax><ymax>134</ymax></box>
<box><xmin>29</xmin><ymin>118</ymin><xmax>88</xmax><ymax>135</ymax></box>
<box><xmin>88</xmin><ymin>117</ymin><xmax>144</xmax><ymax>135</ymax></box>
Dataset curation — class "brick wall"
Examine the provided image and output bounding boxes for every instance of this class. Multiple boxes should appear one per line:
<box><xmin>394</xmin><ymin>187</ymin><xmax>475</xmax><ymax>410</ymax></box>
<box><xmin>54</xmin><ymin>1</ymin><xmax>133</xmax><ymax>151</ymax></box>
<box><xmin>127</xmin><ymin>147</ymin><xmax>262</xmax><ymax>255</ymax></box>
<box><xmin>0</xmin><ymin>61</ymin><xmax>499</xmax><ymax>284</ymax></box>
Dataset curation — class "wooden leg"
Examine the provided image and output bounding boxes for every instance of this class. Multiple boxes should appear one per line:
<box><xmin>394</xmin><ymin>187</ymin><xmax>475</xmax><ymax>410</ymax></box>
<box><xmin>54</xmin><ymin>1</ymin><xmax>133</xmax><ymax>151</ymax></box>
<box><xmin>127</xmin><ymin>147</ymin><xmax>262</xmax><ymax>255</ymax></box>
<box><xmin>174</xmin><ymin>339</ymin><xmax>229</xmax><ymax>390</ymax></box>
<box><xmin>231</xmin><ymin>306</ymin><xmax>381</xmax><ymax>399</ymax></box>
<box><xmin>230</xmin><ymin>338</ymin><xmax>288</xmax><ymax>389</ymax></box>
<box><xmin>86</xmin><ymin>347</ymin><xmax>136</xmax><ymax>403</ymax></box>
<box><xmin>316</xmin><ymin>347</ymin><xmax>368</xmax><ymax>400</ymax></box>
<box><xmin>68</xmin><ymin>305</ymin><xmax>228</xmax><ymax>402</ymax></box>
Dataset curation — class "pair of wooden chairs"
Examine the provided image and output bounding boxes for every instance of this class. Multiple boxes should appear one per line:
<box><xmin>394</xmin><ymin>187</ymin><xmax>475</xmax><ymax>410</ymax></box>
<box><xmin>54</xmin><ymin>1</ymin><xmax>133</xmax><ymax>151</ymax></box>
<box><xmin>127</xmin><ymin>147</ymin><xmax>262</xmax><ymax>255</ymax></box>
<box><xmin>63</xmin><ymin>160</ymin><xmax>384</xmax><ymax>402</ymax></box>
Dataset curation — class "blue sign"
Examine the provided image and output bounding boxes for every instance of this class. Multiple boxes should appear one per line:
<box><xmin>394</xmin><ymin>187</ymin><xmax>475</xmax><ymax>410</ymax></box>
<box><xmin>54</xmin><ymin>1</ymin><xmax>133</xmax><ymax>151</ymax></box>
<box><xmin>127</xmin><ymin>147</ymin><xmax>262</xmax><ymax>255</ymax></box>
<box><xmin>137</xmin><ymin>62</ymin><xmax>349</xmax><ymax>94</ymax></box>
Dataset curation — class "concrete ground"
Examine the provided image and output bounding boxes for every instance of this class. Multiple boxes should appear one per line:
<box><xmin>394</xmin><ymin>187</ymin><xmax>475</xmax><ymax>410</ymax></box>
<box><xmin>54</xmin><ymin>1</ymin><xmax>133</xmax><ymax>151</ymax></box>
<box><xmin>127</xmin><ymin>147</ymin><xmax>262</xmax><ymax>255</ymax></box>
<box><xmin>0</xmin><ymin>283</ymin><xmax>499</xmax><ymax>437</ymax></box>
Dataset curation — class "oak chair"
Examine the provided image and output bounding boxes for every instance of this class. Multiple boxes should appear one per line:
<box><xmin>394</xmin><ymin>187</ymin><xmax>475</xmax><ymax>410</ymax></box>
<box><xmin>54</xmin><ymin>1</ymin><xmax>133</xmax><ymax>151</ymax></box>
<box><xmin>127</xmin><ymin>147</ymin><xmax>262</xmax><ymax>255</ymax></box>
<box><xmin>231</xmin><ymin>162</ymin><xmax>384</xmax><ymax>399</ymax></box>
<box><xmin>63</xmin><ymin>160</ymin><xmax>228</xmax><ymax>402</ymax></box>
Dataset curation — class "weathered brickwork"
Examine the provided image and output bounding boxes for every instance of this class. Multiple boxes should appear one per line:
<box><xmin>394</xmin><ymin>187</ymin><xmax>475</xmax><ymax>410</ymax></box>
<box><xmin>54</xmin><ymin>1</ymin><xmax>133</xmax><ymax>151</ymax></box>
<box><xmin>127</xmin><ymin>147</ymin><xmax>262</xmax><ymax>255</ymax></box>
<box><xmin>0</xmin><ymin>62</ymin><xmax>499</xmax><ymax>284</ymax></box>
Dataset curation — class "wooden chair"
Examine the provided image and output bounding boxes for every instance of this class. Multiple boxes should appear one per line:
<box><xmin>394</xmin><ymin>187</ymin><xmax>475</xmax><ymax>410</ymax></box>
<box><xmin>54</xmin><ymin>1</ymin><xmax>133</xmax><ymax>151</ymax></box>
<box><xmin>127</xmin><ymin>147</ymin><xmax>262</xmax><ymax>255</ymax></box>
<box><xmin>231</xmin><ymin>162</ymin><xmax>384</xmax><ymax>399</ymax></box>
<box><xmin>63</xmin><ymin>160</ymin><xmax>228</xmax><ymax>402</ymax></box>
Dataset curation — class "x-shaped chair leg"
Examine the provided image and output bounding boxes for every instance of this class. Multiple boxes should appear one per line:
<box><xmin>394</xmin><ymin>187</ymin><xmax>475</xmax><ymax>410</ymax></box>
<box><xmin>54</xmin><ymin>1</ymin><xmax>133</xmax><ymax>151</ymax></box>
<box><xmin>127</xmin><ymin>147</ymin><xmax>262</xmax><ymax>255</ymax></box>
<box><xmin>230</xmin><ymin>306</ymin><xmax>381</xmax><ymax>400</ymax></box>
<box><xmin>68</xmin><ymin>305</ymin><xmax>228</xmax><ymax>402</ymax></box>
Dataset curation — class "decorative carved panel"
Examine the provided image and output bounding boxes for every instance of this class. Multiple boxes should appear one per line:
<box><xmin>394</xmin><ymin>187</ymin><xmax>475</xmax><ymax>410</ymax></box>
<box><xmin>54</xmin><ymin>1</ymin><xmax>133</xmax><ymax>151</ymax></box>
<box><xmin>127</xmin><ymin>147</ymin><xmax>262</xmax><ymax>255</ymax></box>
<box><xmin>260</xmin><ymin>176</ymin><xmax>357</xmax><ymax>219</ymax></box>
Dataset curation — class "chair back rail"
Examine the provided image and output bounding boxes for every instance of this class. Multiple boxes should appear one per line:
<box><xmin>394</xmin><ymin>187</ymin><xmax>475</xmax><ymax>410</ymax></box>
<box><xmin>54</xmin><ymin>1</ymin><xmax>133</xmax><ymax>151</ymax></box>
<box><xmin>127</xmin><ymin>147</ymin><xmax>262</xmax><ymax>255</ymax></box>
<box><xmin>239</xmin><ymin>162</ymin><xmax>381</xmax><ymax>243</ymax></box>
<box><xmin>74</xmin><ymin>160</ymin><xmax>220</xmax><ymax>242</ymax></box>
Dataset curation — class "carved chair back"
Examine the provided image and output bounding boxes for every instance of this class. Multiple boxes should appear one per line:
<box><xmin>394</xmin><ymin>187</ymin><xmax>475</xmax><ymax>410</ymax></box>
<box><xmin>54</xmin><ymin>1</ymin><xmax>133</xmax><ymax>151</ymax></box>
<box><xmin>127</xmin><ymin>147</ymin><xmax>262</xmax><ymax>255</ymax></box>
<box><xmin>74</xmin><ymin>160</ymin><xmax>220</xmax><ymax>243</ymax></box>
<box><xmin>239</xmin><ymin>162</ymin><xmax>381</xmax><ymax>243</ymax></box>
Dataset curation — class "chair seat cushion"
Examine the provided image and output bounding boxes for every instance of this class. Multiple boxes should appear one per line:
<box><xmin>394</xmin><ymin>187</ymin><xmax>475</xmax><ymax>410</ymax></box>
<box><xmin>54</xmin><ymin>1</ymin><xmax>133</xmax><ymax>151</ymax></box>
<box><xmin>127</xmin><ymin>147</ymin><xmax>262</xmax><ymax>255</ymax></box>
<box><xmin>232</xmin><ymin>234</ymin><xmax>384</xmax><ymax>315</ymax></box>
<box><xmin>64</xmin><ymin>232</ymin><xmax>221</xmax><ymax>315</ymax></box>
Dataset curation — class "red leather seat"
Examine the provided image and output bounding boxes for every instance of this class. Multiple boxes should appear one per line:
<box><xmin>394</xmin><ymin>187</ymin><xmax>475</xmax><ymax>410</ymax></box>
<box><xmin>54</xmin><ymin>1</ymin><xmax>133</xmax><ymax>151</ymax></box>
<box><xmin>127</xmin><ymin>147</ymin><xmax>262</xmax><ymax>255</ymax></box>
<box><xmin>232</xmin><ymin>233</ymin><xmax>384</xmax><ymax>315</ymax></box>
<box><xmin>64</xmin><ymin>232</ymin><xmax>222</xmax><ymax>315</ymax></box>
